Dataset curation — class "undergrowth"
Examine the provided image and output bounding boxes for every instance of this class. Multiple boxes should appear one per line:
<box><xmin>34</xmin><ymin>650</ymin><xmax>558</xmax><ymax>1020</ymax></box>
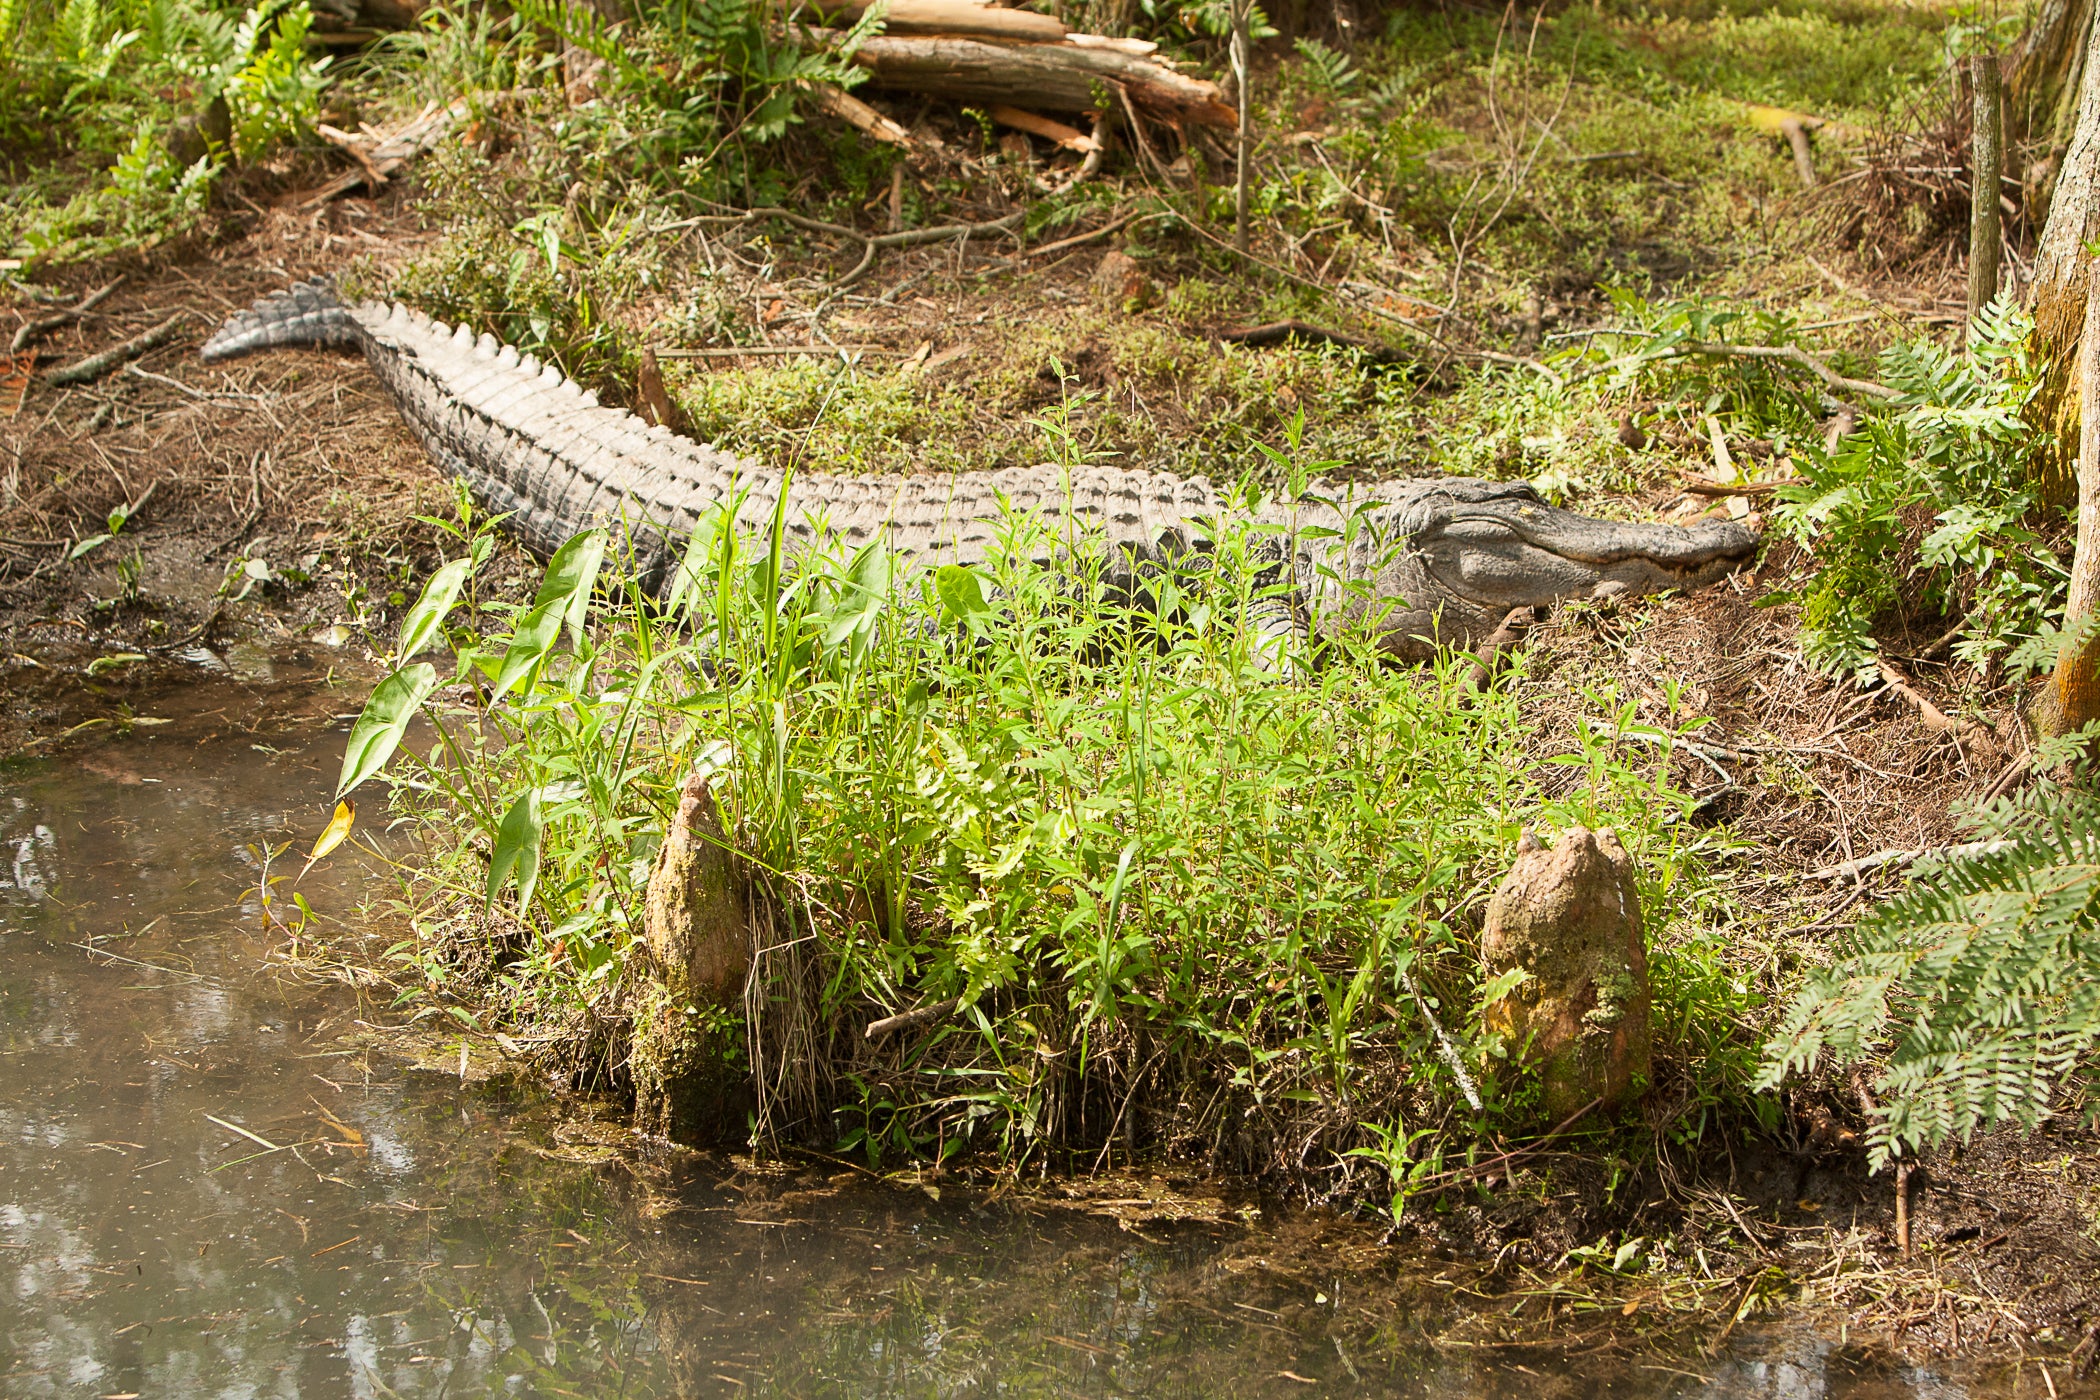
<box><xmin>0</xmin><ymin>0</ymin><xmax>333</xmax><ymax>260</ymax></box>
<box><xmin>339</xmin><ymin>434</ymin><xmax>1751</xmax><ymax>1199</ymax></box>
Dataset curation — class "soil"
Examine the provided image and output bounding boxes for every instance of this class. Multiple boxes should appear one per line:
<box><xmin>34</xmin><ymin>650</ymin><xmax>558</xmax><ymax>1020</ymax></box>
<box><xmin>2</xmin><ymin>178</ymin><xmax>2094</xmax><ymax>1378</ymax></box>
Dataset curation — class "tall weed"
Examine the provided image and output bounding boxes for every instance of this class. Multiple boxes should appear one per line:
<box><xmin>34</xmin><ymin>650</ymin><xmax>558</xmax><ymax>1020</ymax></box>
<box><xmin>344</xmin><ymin>476</ymin><xmax>1740</xmax><ymax>1192</ymax></box>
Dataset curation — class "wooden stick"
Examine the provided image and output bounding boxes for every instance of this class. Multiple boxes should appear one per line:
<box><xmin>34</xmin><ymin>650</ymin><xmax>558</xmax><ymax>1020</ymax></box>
<box><xmin>1878</xmin><ymin>660</ymin><xmax>2000</xmax><ymax>753</ymax></box>
<box><xmin>1680</xmin><ymin>475</ymin><xmax>1799</xmax><ymax>497</ymax></box>
<box><xmin>990</xmin><ymin>104</ymin><xmax>1097</xmax><ymax>153</ymax></box>
<box><xmin>1680</xmin><ymin>339</ymin><xmax>1898</xmax><ymax>401</ymax></box>
<box><xmin>1024</xmin><ymin>207</ymin><xmax>1146</xmax><ymax>258</ymax></box>
<box><xmin>1231</xmin><ymin>0</ymin><xmax>1251</xmax><ymax>251</ymax></box>
<box><xmin>1779</xmin><ymin>117</ymin><xmax>1818</xmax><ymax>188</ymax></box>
<box><xmin>1970</xmin><ymin>51</ymin><xmax>2004</xmax><ymax>321</ymax></box>
<box><xmin>651</xmin><ymin>344</ymin><xmax>898</xmax><ymax>358</ymax></box>
<box><xmin>1219</xmin><ymin>319</ymin><xmax>1406</xmax><ymax>365</ymax></box>
<box><xmin>801</xmin><ymin>79</ymin><xmax>923</xmax><ymax>152</ymax></box>
<box><xmin>10</xmin><ymin>277</ymin><xmax>123</xmax><ymax>354</ymax></box>
<box><xmin>45</xmin><ymin>314</ymin><xmax>186</xmax><ymax>386</ymax></box>
<box><xmin>865</xmin><ymin>997</ymin><xmax>959</xmax><ymax>1041</ymax></box>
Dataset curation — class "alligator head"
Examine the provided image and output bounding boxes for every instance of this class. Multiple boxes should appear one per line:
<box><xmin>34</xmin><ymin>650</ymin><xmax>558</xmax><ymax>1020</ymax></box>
<box><xmin>1316</xmin><ymin>479</ymin><xmax>1760</xmax><ymax>660</ymax></box>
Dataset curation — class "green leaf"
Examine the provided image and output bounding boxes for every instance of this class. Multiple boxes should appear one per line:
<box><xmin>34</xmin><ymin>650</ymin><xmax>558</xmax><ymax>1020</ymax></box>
<box><xmin>395</xmin><ymin>558</ymin><xmax>474</xmax><ymax>664</ymax></box>
<box><xmin>486</xmin><ymin>787</ymin><xmax>544</xmax><ymax>909</ymax></box>
<box><xmin>490</xmin><ymin>597</ymin><xmax>566</xmax><ymax>702</ymax></box>
<box><xmin>935</xmin><ymin>564</ymin><xmax>989</xmax><ymax>623</ymax></box>
<box><xmin>69</xmin><ymin>532</ymin><xmax>111</xmax><ymax>560</ymax></box>
<box><xmin>490</xmin><ymin>531</ymin><xmax>607</xmax><ymax>700</ymax></box>
<box><xmin>337</xmin><ymin>663</ymin><xmax>437</xmax><ymax>797</ymax></box>
<box><xmin>533</xmin><ymin>529</ymin><xmax>607</xmax><ymax>649</ymax></box>
<box><xmin>663</xmin><ymin>506</ymin><xmax>727</xmax><ymax>618</ymax></box>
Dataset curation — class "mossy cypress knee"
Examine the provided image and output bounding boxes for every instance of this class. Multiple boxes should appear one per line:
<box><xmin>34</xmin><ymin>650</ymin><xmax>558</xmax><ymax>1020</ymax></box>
<box><xmin>1480</xmin><ymin>826</ymin><xmax>1652</xmax><ymax>1121</ymax></box>
<box><xmin>631</xmin><ymin>769</ymin><xmax>752</xmax><ymax>1145</ymax></box>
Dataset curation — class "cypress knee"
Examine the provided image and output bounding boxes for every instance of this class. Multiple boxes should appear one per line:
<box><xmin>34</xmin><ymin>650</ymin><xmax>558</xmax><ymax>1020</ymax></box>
<box><xmin>1480</xmin><ymin>827</ymin><xmax>1652</xmax><ymax>1120</ymax></box>
<box><xmin>631</xmin><ymin>768</ymin><xmax>752</xmax><ymax>1145</ymax></box>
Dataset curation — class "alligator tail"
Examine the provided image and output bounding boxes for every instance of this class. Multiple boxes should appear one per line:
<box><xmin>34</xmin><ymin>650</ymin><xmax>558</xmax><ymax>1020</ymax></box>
<box><xmin>200</xmin><ymin>278</ymin><xmax>363</xmax><ymax>363</ymax></box>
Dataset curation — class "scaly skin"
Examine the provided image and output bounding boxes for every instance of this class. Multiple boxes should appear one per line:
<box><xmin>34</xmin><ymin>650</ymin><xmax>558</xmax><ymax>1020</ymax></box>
<box><xmin>203</xmin><ymin>279</ymin><xmax>1760</xmax><ymax>653</ymax></box>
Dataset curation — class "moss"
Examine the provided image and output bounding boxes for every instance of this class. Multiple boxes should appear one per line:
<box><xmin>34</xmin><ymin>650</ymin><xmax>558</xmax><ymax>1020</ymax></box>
<box><xmin>631</xmin><ymin>989</ymin><xmax>752</xmax><ymax>1146</ymax></box>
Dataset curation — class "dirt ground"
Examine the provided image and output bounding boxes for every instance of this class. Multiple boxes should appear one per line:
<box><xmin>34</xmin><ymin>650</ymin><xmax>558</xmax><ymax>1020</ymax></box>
<box><xmin>2</xmin><ymin>180</ymin><xmax>2095</xmax><ymax>1375</ymax></box>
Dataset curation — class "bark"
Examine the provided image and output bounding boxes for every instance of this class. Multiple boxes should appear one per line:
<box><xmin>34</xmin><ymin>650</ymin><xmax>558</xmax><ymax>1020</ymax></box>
<box><xmin>2008</xmin><ymin>0</ymin><xmax>2095</xmax><ymax>155</ymax></box>
<box><xmin>1972</xmin><ymin>52</ymin><xmax>2005</xmax><ymax>321</ymax></box>
<box><xmin>827</xmin><ymin>31</ymin><xmax>1235</xmax><ymax>126</ymax></box>
<box><xmin>2042</xmin><ymin>285</ymin><xmax>2100</xmax><ymax>736</ymax></box>
<box><xmin>2026</xmin><ymin>11</ymin><xmax>2100</xmax><ymax>505</ymax></box>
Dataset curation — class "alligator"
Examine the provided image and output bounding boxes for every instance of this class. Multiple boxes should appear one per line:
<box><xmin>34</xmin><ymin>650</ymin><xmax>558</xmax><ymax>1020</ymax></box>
<box><xmin>202</xmin><ymin>279</ymin><xmax>1759</xmax><ymax>655</ymax></box>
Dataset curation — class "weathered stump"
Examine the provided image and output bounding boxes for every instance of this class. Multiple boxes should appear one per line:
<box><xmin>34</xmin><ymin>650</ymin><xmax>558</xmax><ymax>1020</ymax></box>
<box><xmin>1480</xmin><ymin>826</ymin><xmax>1652</xmax><ymax>1120</ymax></box>
<box><xmin>630</xmin><ymin>768</ymin><xmax>753</xmax><ymax>1145</ymax></box>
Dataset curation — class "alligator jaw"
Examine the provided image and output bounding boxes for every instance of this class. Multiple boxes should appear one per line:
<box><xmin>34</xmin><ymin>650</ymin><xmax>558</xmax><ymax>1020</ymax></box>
<box><xmin>1339</xmin><ymin>484</ymin><xmax>1760</xmax><ymax>660</ymax></box>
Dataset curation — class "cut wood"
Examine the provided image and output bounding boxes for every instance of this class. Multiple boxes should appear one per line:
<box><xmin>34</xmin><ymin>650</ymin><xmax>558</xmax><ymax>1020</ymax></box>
<box><xmin>815</xmin><ymin>30</ymin><xmax>1235</xmax><ymax>126</ymax></box>
<box><xmin>797</xmin><ymin>0</ymin><xmax>1066</xmax><ymax>41</ymax></box>
<box><xmin>1064</xmin><ymin>33</ymin><xmax>1158</xmax><ymax>56</ymax></box>
<box><xmin>991</xmin><ymin>104</ymin><xmax>1097</xmax><ymax>152</ymax></box>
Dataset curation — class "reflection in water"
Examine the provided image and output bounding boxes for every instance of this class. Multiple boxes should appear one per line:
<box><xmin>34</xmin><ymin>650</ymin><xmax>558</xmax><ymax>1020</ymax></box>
<box><xmin>0</xmin><ymin>663</ymin><xmax>2081</xmax><ymax>1398</ymax></box>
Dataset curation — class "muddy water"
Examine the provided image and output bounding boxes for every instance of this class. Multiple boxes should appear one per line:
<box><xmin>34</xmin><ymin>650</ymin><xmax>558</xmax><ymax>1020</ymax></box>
<box><xmin>0</xmin><ymin>661</ymin><xmax>2078</xmax><ymax>1398</ymax></box>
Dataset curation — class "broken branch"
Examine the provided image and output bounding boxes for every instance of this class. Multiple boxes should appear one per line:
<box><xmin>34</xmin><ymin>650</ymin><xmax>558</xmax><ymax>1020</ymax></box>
<box><xmin>10</xmin><ymin>277</ymin><xmax>123</xmax><ymax>354</ymax></box>
<box><xmin>45</xmin><ymin>313</ymin><xmax>187</xmax><ymax>386</ymax></box>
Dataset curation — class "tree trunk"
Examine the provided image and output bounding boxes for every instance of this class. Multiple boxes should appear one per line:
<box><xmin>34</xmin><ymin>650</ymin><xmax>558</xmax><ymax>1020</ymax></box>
<box><xmin>2042</xmin><ymin>286</ymin><xmax>2100</xmax><ymax>736</ymax></box>
<box><xmin>2025</xmin><ymin>12</ymin><xmax>2100</xmax><ymax>506</ymax></box>
<box><xmin>2008</xmin><ymin>0</ymin><xmax>2095</xmax><ymax>160</ymax></box>
<box><xmin>1972</xmin><ymin>52</ymin><xmax>2004</xmax><ymax>321</ymax></box>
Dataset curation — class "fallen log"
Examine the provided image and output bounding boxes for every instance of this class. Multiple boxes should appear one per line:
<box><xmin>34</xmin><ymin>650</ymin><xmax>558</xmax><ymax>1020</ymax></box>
<box><xmin>798</xmin><ymin>0</ymin><xmax>1067</xmax><ymax>41</ymax></box>
<box><xmin>808</xmin><ymin>29</ymin><xmax>1235</xmax><ymax>127</ymax></box>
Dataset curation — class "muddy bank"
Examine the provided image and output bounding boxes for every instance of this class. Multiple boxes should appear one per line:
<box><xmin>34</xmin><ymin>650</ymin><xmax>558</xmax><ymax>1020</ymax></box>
<box><xmin>0</xmin><ymin>681</ymin><xmax>2091</xmax><ymax>1395</ymax></box>
<box><xmin>2</xmin><ymin>209</ymin><xmax>2095</xmax><ymax>1376</ymax></box>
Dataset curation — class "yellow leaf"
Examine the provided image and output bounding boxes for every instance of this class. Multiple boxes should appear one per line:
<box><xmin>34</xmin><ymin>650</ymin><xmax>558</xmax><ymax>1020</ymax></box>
<box><xmin>298</xmin><ymin>799</ymin><xmax>356</xmax><ymax>880</ymax></box>
<box><xmin>310</xmin><ymin>799</ymin><xmax>356</xmax><ymax>861</ymax></box>
<box><xmin>1744</xmin><ymin>103</ymin><xmax>1821</xmax><ymax>136</ymax></box>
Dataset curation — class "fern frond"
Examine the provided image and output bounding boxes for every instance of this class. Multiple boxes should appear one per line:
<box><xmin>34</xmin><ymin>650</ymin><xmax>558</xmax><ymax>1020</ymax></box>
<box><xmin>1761</xmin><ymin>784</ymin><xmax>2100</xmax><ymax>1166</ymax></box>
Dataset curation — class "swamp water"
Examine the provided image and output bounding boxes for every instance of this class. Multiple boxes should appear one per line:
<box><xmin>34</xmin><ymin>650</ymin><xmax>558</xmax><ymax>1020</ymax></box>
<box><xmin>0</xmin><ymin>659</ymin><xmax>2080</xmax><ymax>1398</ymax></box>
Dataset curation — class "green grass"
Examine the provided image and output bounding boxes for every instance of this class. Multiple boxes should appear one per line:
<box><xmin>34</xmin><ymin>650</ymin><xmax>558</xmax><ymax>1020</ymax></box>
<box><xmin>340</xmin><ymin>408</ymin><xmax>1761</xmax><ymax>1202</ymax></box>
